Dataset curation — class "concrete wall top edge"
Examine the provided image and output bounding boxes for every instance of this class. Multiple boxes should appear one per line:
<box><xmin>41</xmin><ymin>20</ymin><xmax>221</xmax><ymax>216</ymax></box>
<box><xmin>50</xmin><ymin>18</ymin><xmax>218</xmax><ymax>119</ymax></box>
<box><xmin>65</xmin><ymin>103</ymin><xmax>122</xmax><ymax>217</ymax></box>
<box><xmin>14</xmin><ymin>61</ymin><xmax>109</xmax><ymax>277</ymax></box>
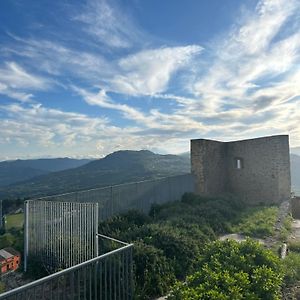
<box><xmin>191</xmin><ymin>134</ymin><xmax>289</xmax><ymax>144</ymax></box>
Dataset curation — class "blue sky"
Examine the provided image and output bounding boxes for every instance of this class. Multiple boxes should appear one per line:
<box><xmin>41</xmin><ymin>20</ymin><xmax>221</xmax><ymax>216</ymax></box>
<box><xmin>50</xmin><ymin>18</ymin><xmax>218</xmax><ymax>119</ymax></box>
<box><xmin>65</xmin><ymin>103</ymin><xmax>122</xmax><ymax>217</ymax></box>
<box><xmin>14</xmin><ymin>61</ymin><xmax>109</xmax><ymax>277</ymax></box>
<box><xmin>0</xmin><ymin>0</ymin><xmax>300</xmax><ymax>160</ymax></box>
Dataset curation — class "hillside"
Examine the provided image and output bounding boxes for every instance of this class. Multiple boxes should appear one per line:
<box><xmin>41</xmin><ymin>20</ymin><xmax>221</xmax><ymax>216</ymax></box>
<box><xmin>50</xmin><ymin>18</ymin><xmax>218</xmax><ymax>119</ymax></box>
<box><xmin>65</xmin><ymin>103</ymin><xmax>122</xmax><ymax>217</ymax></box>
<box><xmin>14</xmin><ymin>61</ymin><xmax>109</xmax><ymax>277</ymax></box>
<box><xmin>291</xmin><ymin>154</ymin><xmax>300</xmax><ymax>195</ymax></box>
<box><xmin>0</xmin><ymin>158</ymin><xmax>91</xmax><ymax>187</ymax></box>
<box><xmin>0</xmin><ymin>150</ymin><xmax>190</xmax><ymax>200</ymax></box>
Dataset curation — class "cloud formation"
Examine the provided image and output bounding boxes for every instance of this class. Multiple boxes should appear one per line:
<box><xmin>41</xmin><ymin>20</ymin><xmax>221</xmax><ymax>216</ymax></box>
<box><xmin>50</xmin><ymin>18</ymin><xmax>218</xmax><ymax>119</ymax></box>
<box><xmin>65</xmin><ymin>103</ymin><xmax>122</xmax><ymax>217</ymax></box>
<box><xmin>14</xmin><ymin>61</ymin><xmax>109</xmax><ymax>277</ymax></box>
<box><xmin>0</xmin><ymin>0</ymin><xmax>300</xmax><ymax>159</ymax></box>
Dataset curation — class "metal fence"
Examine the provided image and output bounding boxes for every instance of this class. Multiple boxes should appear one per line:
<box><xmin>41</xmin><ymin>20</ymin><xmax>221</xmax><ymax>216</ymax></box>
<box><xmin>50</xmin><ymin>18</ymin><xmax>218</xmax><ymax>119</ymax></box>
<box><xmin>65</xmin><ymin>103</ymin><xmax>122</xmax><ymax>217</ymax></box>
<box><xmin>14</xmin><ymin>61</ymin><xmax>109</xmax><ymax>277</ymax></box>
<box><xmin>35</xmin><ymin>174</ymin><xmax>195</xmax><ymax>220</ymax></box>
<box><xmin>0</xmin><ymin>236</ymin><xmax>133</xmax><ymax>300</ymax></box>
<box><xmin>0</xmin><ymin>200</ymin><xmax>2</xmax><ymax>228</ymax></box>
<box><xmin>24</xmin><ymin>201</ymin><xmax>99</xmax><ymax>272</ymax></box>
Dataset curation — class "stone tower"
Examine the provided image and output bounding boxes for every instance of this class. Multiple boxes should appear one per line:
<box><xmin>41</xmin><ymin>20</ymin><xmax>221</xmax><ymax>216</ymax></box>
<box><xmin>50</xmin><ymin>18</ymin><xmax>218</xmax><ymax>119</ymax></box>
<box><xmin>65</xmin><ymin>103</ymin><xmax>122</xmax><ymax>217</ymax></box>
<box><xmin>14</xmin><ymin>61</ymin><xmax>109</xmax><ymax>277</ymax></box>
<box><xmin>191</xmin><ymin>135</ymin><xmax>291</xmax><ymax>204</ymax></box>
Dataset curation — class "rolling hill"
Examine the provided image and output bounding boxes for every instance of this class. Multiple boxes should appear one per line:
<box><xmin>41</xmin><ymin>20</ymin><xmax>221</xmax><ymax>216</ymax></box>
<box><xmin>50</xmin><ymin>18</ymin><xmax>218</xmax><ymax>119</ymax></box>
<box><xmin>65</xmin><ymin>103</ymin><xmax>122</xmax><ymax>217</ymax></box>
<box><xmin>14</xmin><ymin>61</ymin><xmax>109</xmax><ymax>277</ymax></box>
<box><xmin>0</xmin><ymin>150</ymin><xmax>190</xmax><ymax>200</ymax></box>
<box><xmin>0</xmin><ymin>158</ymin><xmax>91</xmax><ymax>187</ymax></box>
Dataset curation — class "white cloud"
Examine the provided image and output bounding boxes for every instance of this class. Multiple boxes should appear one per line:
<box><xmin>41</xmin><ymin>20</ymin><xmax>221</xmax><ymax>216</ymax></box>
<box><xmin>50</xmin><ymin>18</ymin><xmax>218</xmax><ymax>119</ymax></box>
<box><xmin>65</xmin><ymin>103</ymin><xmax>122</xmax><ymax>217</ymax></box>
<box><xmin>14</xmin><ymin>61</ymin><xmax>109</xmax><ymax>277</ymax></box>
<box><xmin>74</xmin><ymin>0</ymin><xmax>143</xmax><ymax>48</ymax></box>
<box><xmin>1</xmin><ymin>0</ymin><xmax>300</xmax><ymax>159</ymax></box>
<box><xmin>110</xmin><ymin>46</ymin><xmax>202</xmax><ymax>96</ymax></box>
<box><xmin>0</xmin><ymin>62</ymin><xmax>51</xmax><ymax>102</ymax></box>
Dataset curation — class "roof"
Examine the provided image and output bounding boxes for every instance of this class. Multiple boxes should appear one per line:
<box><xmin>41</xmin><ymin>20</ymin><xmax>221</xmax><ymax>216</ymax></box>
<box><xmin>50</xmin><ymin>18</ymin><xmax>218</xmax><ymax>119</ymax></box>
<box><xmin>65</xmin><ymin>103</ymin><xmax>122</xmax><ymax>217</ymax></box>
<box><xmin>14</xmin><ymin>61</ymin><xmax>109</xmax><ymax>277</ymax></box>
<box><xmin>4</xmin><ymin>247</ymin><xmax>20</xmax><ymax>256</ymax></box>
<box><xmin>0</xmin><ymin>249</ymin><xmax>13</xmax><ymax>260</ymax></box>
<box><xmin>0</xmin><ymin>247</ymin><xmax>20</xmax><ymax>261</ymax></box>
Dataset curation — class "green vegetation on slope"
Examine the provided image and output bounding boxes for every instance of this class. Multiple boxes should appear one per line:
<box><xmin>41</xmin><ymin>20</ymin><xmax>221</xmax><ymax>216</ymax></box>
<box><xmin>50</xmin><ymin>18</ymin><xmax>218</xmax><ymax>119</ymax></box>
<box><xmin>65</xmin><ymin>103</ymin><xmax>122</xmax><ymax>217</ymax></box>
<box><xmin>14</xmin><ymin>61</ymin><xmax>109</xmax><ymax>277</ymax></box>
<box><xmin>5</xmin><ymin>213</ymin><xmax>24</xmax><ymax>230</ymax></box>
<box><xmin>230</xmin><ymin>206</ymin><xmax>279</xmax><ymax>238</ymax></box>
<box><xmin>99</xmin><ymin>193</ymin><xmax>282</xmax><ymax>299</ymax></box>
<box><xmin>0</xmin><ymin>150</ymin><xmax>190</xmax><ymax>200</ymax></box>
<box><xmin>0</xmin><ymin>158</ymin><xmax>91</xmax><ymax>187</ymax></box>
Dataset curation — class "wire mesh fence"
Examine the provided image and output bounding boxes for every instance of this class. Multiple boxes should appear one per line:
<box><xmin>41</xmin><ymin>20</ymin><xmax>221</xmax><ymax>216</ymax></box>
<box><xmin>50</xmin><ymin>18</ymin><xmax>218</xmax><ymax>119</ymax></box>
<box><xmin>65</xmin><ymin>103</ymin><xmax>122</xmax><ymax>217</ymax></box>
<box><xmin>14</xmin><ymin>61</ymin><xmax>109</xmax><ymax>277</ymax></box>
<box><xmin>24</xmin><ymin>201</ymin><xmax>99</xmax><ymax>272</ymax></box>
<box><xmin>0</xmin><ymin>240</ymin><xmax>133</xmax><ymax>300</ymax></box>
<box><xmin>34</xmin><ymin>174</ymin><xmax>195</xmax><ymax>220</ymax></box>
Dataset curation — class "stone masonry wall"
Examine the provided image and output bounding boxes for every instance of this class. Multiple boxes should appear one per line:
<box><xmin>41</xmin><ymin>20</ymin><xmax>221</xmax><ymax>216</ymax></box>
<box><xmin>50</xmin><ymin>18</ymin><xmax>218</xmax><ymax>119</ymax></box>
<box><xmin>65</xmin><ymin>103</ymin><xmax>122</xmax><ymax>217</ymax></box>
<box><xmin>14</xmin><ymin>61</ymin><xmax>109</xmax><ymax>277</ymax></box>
<box><xmin>191</xmin><ymin>139</ymin><xmax>226</xmax><ymax>195</ymax></box>
<box><xmin>191</xmin><ymin>135</ymin><xmax>291</xmax><ymax>204</ymax></box>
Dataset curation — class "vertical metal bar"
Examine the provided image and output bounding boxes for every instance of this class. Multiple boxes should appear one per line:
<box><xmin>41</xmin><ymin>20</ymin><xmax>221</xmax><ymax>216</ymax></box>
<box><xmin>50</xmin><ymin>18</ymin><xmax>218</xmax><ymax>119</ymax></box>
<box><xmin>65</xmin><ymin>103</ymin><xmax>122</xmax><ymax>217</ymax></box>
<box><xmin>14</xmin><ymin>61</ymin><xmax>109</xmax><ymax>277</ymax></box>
<box><xmin>24</xmin><ymin>201</ymin><xmax>29</xmax><ymax>272</ymax></box>
<box><xmin>114</xmin><ymin>255</ymin><xmax>117</xmax><ymax>300</ymax></box>
<box><xmin>109</xmin><ymin>257</ymin><xmax>112</xmax><ymax>300</ymax></box>
<box><xmin>94</xmin><ymin>261</ymin><xmax>98</xmax><ymax>300</ymax></box>
<box><xmin>104</xmin><ymin>258</ymin><xmax>107</xmax><ymax>300</ymax></box>
<box><xmin>122</xmin><ymin>251</ymin><xmax>125</xmax><ymax>300</ymax></box>
<box><xmin>84</xmin><ymin>266</ymin><xmax>87</xmax><ymax>299</ymax></box>
<box><xmin>129</xmin><ymin>247</ymin><xmax>133</xmax><ymax>299</ymax></box>
<box><xmin>71</xmin><ymin>270</ymin><xmax>75</xmax><ymax>300</ymax></box>
<box><xmin>89</xmin><ymin>265</ymin><xmax>92</xmax><ymax>300</ymax></box>
<box><xmin>118</xmin><ymin>252</ymin><xmax>121</xmax><ymax>300</ymax></box>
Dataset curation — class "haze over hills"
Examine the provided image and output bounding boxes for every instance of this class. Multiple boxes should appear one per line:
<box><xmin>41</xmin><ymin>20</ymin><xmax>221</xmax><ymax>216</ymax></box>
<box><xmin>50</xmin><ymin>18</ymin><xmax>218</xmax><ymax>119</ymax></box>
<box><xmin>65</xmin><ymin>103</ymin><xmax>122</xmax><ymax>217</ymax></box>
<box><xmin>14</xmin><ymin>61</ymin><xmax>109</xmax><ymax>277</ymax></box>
<box><xmin>0</xmin><ymin>158</ymin><xmax>91</xmax><ymax>187</ymax></box>
<box><xmin>0</xmin><ymin>150</ymin><xmax>190</xmax><ymax>200</ymax></box>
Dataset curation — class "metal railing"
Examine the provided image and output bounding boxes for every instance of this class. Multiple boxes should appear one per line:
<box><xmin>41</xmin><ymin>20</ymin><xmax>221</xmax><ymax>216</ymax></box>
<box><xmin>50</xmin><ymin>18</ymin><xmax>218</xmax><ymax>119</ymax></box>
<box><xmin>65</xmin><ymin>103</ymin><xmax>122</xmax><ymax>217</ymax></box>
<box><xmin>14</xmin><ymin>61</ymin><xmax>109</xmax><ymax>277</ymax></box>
<box><xmin>34</xmin><ymin>174</ymin><xmax>195</xmax><ymax>220</ymax></box>
<box><xmin>0</xmin><ymin>235</ymin><xmax>133</xmax><ymax>300</ymax></box>
<box><xmin>24</xmin><ymin>201</ymin><xmax>99</xmax><ymax>272</ymax></box>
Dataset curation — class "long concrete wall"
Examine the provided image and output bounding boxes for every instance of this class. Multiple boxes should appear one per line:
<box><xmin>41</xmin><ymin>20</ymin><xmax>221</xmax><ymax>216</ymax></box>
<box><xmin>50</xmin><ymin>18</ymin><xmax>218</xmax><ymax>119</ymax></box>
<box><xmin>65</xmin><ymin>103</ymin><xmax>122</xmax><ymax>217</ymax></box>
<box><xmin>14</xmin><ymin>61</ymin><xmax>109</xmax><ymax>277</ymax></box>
<box><xmin>35</xmin><ymin>174</ymin><xmax>195</xmax><ymax>220</ymax></box>
<box><xmin>191</xmin><ymin>135</ymin><xmax>291</xmax><ymax>204</ymax></box>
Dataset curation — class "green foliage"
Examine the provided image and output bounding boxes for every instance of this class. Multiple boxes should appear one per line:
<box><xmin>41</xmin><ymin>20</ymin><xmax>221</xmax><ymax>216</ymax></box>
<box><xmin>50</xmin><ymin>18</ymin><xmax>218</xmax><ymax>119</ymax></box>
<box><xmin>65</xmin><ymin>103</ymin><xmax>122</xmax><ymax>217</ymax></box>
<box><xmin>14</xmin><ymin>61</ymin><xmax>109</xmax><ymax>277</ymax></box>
<box><xmin>133</xmin><ymin>242</ymin><xmax>175</xmax><ymax>300</ymax></box>
<box><xmin>0</xmin><ymin>281</ymin><xmax>5</xmax><ymax>293</ymax></box>
<box><xmin>0</xmin><ymin>228</ymin><xmax>23</xmax><ymax>253</ymax></box>
<box><xmin>282</xmin><ymin>253</ymin><xmax>300</xmax><ymax>285</ymax></box>
<box><xmin>152</xmin><ymin>193</ymin><xmax>245</xmax><ymax>234</ymax></box>
<box><xmin>288</xmin><ymin>241</ymin><xmax>300</xmax><ymax>253</ymax></box>
<box><xmin>0</xmin><ymin>232</ymin><xmax>15</xmax><ymax>248</ymax></box>
<box><xmin>98</xmin><ymin>210</ymin><xmax>150</xmax><ymax>241</ymax></box>
<box><xmin>131</xmin><ymin>223</ymin><xmax>203</xmax><ymax>278</ymax></box>
<box><xmin>168</xmin><ymin>240</ymin><xmax>283</xmax><ymax>300</ymax></box>
<box><xmin>5</xmin><ymin>213</ymin><xmax>24</xmax><ymax>230</ymax></box>
<box><xmin>24</xmin><ymin>256</ymin><xmax>49</xmax><ymax>279</ymax></box>
<box><xmin>230</xmin><ymin>206</ymin><xmax>278</xmax><ymax>238</ymax></box>
<box><xmin>279</xmin><ymin>214</ymin><xmax>293</xmax><ymax>241</ymax></box>
<box><xmin>99</xmin><ymin>193</ymin><xmax>250</xmax><ymax>299</ymax></box>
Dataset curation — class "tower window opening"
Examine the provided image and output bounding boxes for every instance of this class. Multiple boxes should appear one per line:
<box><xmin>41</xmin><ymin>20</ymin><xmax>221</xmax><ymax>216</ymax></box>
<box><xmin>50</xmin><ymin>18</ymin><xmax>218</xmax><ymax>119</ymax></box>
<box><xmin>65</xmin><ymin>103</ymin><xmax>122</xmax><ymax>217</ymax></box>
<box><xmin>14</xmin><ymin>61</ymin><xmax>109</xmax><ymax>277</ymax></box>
<box><xmin>236</xmin><ymin>158</ymin><xmax>243</xmax><ymax>169</ymax></box>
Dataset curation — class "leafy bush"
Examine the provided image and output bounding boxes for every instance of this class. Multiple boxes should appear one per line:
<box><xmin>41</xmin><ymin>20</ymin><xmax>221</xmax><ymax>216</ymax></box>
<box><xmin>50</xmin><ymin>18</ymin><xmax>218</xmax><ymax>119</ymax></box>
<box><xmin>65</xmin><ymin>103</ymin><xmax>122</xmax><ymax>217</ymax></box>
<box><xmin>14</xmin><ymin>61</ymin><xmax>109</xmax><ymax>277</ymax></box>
<box><xmin>0</xmin><ymin>233</ymin><xmax>16</xmax><ymax>248</ymax></box>
<box><xmin>282</xmin><ymin>253</ymin><xmax>300</xmax><ymax>285</ymax></box>
<box><xmin>168</xmin><ymin>239</ymin><xmax>283</xmax><ymax>300</ymax></box>
<box><xmin>151</xmin><ymin>193</ymin><xmax>245</xmax><ymax>234</ymax></box>
<box><xmin>132</xmin><ymin>223</ymin><xmax>203</xmax><ymax>278</ymax></box>
<box><xmin>98</xmin><ymin>210</ymin><xmax>150</xmax><ymax>241</ymax></box>
<box><xmin>133</xmin><ymin>242</ymin><xmax>175</xmax><ymax>300</ymax></box>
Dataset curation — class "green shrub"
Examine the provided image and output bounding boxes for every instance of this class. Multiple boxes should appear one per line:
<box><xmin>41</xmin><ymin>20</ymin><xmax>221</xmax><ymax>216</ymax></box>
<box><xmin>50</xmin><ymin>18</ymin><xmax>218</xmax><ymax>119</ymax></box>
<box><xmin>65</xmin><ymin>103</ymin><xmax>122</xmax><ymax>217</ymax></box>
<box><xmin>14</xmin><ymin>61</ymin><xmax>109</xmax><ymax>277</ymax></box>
<box><xmin>133</xmin><ymin>242</ymin><xmax>175</xmax><ymax>300</ymax></box>
<box><xmin>231</xmin><ymin>206</ymin><xmax>278</xmax><ymax>238</ymax></box>
<box><xmin>0</xmin><ymin>233</ymin><xmax>16</xmax><ymax>248</ymax></box>
<box><xmin>282</xmin><ymin>253</ymin><xmax>300</xmax><ymax>285</ymax></box>
<box><xmin>168</xmin><ymin>239</ymin><xmax>283</xmax><ymax>300</ymax></box>
<box><xmin>132</xmin><ymin>223</ymin><xmax>202</xmax><ymax>278</ymax></box>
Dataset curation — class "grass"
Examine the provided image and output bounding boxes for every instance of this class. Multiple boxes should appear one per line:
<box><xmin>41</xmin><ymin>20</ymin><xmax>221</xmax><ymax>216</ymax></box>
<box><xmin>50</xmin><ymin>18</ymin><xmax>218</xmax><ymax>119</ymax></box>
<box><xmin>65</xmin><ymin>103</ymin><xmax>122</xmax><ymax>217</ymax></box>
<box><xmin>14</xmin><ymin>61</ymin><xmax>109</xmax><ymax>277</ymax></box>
<box><xmin>5</xmin><ymin>213</ymin><xmax>24</xmax><ymax>230</ymax></box>
<box><xmin>230</xmin><ymin>206</ymin><xmax>279</xmax><ymax>238</ymax></box>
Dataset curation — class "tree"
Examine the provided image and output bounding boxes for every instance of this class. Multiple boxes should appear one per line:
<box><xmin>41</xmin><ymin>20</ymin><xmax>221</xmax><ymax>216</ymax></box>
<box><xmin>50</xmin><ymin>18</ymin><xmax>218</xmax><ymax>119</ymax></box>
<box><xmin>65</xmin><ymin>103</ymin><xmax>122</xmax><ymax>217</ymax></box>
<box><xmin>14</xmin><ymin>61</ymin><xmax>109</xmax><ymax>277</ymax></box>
<box><xmin>168</xmin><ymin>239</ymin><xmax>283</xmax><ymax>300</ymax></box>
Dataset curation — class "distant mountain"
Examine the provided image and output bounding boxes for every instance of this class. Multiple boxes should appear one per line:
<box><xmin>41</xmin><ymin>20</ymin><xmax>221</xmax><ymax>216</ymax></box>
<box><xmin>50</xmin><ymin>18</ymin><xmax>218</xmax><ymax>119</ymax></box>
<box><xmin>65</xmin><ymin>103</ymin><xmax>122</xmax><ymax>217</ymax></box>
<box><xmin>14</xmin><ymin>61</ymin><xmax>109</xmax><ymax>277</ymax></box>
<box><xmin>0</xmin><ymin>150</ymin><xmax>190</xmax><ymax>200</ymax></box>
<box><xmin>291</xmin><ymin>154</ymin><xmax>300</xmax><ymax>196</ymax></box>
<box><xmin>0</xmin><ymin>158</ymin><xmax>91</xmax><ymax>187</ymax></box>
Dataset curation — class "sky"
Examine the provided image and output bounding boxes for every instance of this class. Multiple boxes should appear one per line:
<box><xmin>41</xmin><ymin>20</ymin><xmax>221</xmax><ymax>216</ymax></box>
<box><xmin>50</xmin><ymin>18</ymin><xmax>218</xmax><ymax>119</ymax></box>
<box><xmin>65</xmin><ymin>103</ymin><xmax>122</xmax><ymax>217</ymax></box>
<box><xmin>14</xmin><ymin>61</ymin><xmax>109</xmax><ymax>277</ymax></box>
<box><xmin>0</xmin><ymin>0</ymin><xmax>300</xmax><ymax>160</ymax></box>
